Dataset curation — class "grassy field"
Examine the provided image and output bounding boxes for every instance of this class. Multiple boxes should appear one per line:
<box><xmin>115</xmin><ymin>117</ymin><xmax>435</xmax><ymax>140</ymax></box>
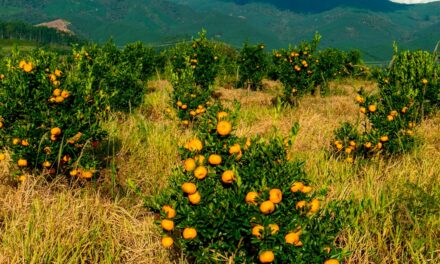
<box><xmin>0</xmin><ymin>78</ymin><xmax>438</xmax><ymax>263</ymax></box>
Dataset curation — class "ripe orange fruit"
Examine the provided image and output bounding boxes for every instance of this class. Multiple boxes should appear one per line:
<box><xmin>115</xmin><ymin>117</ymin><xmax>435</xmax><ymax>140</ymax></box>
<box><xmin>376</xmin><ymin>142</ymin><xmax>383</xmax><ymax>150</ymax></box>
<box><xmin>296</xmin><ymin>200</ymin><xmax>307</xmax><ymax>209</ymax></box>
<box><xmin>244</xmin><ymin>137</ymin><xmax>251</xmax><ymax>150</ymax></box>
<box><xmin>55</xmin><ymin>96</ymin><xmax>64</xmax><ymax>103</ymax></box>
<box><xmin>285</xmin><ymin>231</ymin><xmax>300</xmax><ymax>244</ymax></box>
<box><xmin>0</xmin><ymin>153</ymin><xmax>5</xmax><ymax>161</ymax></box>
<box><xmin>401</xmin><ymin>107</ymin><xmax>408</xmax><ymax>114</ymax></box>
<box><xmin>190</xmin><ymin>110</ymin><xmax>196</xmax><ymax>117</ymax></box>
<box><xmin>188</xmin><ymin>191</ymin><xmax>201</xmax><ymax>205</ymax></box>
<box><xmin>69</xmin><ymin>170</ymin><xmax>78</xmax><ymax>177</ymax></box>
<box><xmin>194</xmin><ymin>166</ymin><xmax>208</xmax><ymax>180</ymax></box>
<box><xmin>161</xmin><ymin>219</ymin><xmax>174</xmax><ymax>231</ymax></box>
<box><xmin>368</xmin><ymin>105</ymin><xmax>377</xmax><ymax>112</ymax></box>
<box><xmin>268</xmin><ymin>224</ymin><xmax>279</xmax><ymax>235</ymax></box>
<box><xmin>162</xmin><ymin>205</ymin><xmax>176</xmax><ymax>218</ymax></box>
<box><xmin>61</xmin><ymin>90</ymin><xmax>69</xmax><ymax>98</ymax></box>
<box><xmin>21</xmin><ymin>140</ymin><xmax>30</xmax><ymax>146</ymax></box>
<box><xmin>364</xmin><ymin>142</ymin><xmax>372</xmax><ymax>149</ymax></box>
<box><xmin>161</xmin><ymin>236</ymin><xmax>174</xmax><ymax>248</ymax></box>
<box><xmin>19</xmin><ymin>60</ymin><xmax>26</xmax><ymax>68</ymax></box>
<box><xmin>81</xmin><ymin>171</ymin><xmax>93</xmax><ymax>179</ymax></box>
<box><xmin>23</xmin><ymin>63</ymin><xmax>33</xmax><ymax>73</ymax></box>
<box><xmin>387</xmin><ymin>115</ymin><xmax>394</xmax><ymax>121</ymax></box>
<box><xmin>309</xmin><ymin>198</ymin><xmax>320</xmax><ymax>213</ymax></box>
<box><xmin>217</xmin><ymin>121</ymin><xmax>232</xmax><ymax>136</ymax></box>
<box><xmin>301</xmin><ymin>186</ymin><xmax>312</xmax><ymax>193</ymax></box>
<box><xmin>177</xmin><ymin>101</ymin><xmax>182</xmax><ymax>107</ymax></box>
<box><xmin>229</xmin><ymin>144</ymin><xmax>241</xmax><ymax>154</ymax></box>
<box><xmin>269</xmin><ymin>189</ymin><xmax>282</xmax><ymax>204</ymax></box>
<box><xmin>408</xmin><ymin>121</ymin><xmax>415</xmax><ymax>128</ymax></box>
<box><xmin>51</xmin><ymin>127</ymin><xmax>62</xmax><ymax>136</ymax></box>
<box><xmin>390</xmin><ymin>110</ymin><xmax>398</xmax><ymax>117</ymax></box>
<box><xmin>183</xmin><ymin>158</ymin><xmax>196</xmax><ymax>172</ymax></box>
<box><xmin>259</xmin><ymin>250</ymin><xmax>275</xmax><ymax>263</ymax></box>
<box><xmin>260</xmin><ymin>201</ymin><xmax>275</xmax><ymax>215</ymax></box>
<box><xmin>181</xmin><ymin>104</ymin><xmax>188</xmax><ymax>110</ymax></box>
<box><xmin>245</xmin><ymin>191</ymin><xmax>259</xmax><ymax>205</ymax></box>
<box><xmin>252</xmin><ymin>225</ymin><xmax>264</xmax><ymax>238</ymax></box>
<box><xmin>324</xmin><ymin>260</ymin><xmax>340</xmax><ymax>264</ymax></box>
<box><xmin>182</xmin><ymin>228</ymin><xmax>197</xmax><ymax>239</ymax></box>
<box><xmin>294</xmin><ymin>240</ymin><xmax>303</xmax><ymax>247</ymax></box>
<box><xmin>54</xmin><ymin>69</ymin><xmax>62</xmax><ymax>77</ymax></box>
<box><xmin>345</xmin><ymin>148</ymin><xmax>352</xmax><ymax>154</ymax></box>
<box><xmin>422</xmin><ymin>78</ymin><xmax>428</xmax><ymax>85</ymax></box>
<box><xmin>380</xmin><ymin>135</ymin><xmax>389</xmax><ymax>142</ymax></box>
<box><xmin>291</xmin><ymin>182</ymin><xmax>304</xmax><ymax>192</ymax></box>
<box><xmin>355</xmin><ymin>95</ymin><xmax>365</xmax><ymax>103</ymax></box>
<box><xmin>185</xmin><ymin>139</ymin><xmax>203</xmax><ymax>152</ymax></box>
<box><xmin>182</xmin><ymin>183</ymin><xmax>197</xmax><ymax>194</ymax></box>
<box><xmin>13</xmin><ymin>138</ymin><xmax>20</xmax><ymax>145</ymax></box>
<box><xmin>42</xmin><ymin>161</ymin><xmax>51</xmax><ymax>168</ymax></box>
<box><xmin>195</xmin><ymin>155</ymin><xmax>205</xmax><ymax>165</ymax></box>
<box><xmin>217</xmin><ymin>111</ymin><xmax>228</xmax><ymax>120</ymax></box>
<box><xmin>208</xmin><ymin>154</ymin><xmax>222</xmax><ymax>165</ymax></box>
<box><xmin>53</xmin><ymin>88</ymin><xmax>61</xmax><ymax>97</ymax></box>
<box><xmin>17</xmin><ymin>159</ymin><xmax>28</xmax><ymax>167</ymax></box>
<box><xmin>221</xmin><ymin>170</ymin><xmax>235</xmax><ymax>184</ymax></box>
<box><xmin>359</xmin><ymin>107</ymin><xmax>366</xmax><ymax>114</ymax></box>
<box><xmin>182</xmin><ymin>120</ymin><xmax>189</xmax><ymax>125</ymax></box>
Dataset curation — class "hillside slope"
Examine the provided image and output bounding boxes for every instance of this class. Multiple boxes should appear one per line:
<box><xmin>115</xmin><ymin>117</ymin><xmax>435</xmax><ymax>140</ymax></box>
<box><xmin>0</xmin><ymin>0</ymin><xmax>439</xmax><ymax>59</ymax></box>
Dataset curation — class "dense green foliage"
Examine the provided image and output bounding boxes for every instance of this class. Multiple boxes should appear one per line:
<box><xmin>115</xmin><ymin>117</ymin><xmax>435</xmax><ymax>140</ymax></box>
<box><xmin>237</xmin><ymin>42</ymin><xmax>270</xmax><ymax>90</ymax></box>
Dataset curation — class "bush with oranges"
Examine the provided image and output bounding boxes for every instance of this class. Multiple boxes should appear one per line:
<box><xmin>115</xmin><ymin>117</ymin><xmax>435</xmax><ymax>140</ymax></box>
<box><xmin>237</xmin><ymin>42</ymin><xmax>270</xmax><ymax>90</ymax></box>
<box><xmin>332</xmin><ymin>47</ymin><xmax>439</xmax><ymax>161</ymax></box>
<box><xmin>272</xmin><ymin>33</ymin><xmax>322</xmax><ymax>104</ymax></box>
<box><xmin>0</xmin><ymin>49</ymin><xmax>106</xmax><ymax>182</ymax></box>
<box><xmin>149</xmin><ymin>105</ymin><xmax>345</xmax><ymax>263</ymax></box>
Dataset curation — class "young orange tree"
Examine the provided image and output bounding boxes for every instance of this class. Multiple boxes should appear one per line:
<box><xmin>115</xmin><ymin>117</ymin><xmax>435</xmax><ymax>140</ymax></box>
<box><xmin>149</xmin><ymin>105</ymin><xmax>345</xmax><ymax>263</ymax></box>
<box><xmin>332</xmin><ymin>46</ymin><xmax>439</xmax><ymax>162</ymax></box>
<box><xmin>0</xmin><ymin>49</ymin><xmax>106</xmax><ymax>182</ymax></box>
<box><xmin>237</xmin><ymin>42</ymin><xmax>269</xmax><ymax>90</ymax></box>
<box><xmin>272</xmin><ymin>33</ymin><xmax>322</xmax><ymax>104</ymax></box>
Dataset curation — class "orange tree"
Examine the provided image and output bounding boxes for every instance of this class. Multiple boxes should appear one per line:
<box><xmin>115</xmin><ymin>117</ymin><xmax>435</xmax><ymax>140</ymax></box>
<box><xmin>272</xmin><ymin>33</ymin><xmax>322</xmax><ymax>104</ymax></box>
<box><xmin>0</xmin><ymin>49</ymin><xmax>106</xmax><ymax>181</ymax></box>
<box><xmin>168</xmin><ymin>30</ymin><xmax>220</xmax><ymax>125</ymax></box>
<box><xmin>148</xmin><ymin>105</ymin><xmax>345</xmax><ymax>263</ymax></box>
<box><xmin>332</xmin><ymin>46</ymin><xmax>439</xmax><ymax>161</ymax></box>
<box><xmin>70</xmin><ymin>42</ymin><xmax>146</xmax><ymax>112</ymax></box>
<box><xmin>237</xmin><ymin>42</ymin><xmax>270</xmax><ymax>90</ymax></box>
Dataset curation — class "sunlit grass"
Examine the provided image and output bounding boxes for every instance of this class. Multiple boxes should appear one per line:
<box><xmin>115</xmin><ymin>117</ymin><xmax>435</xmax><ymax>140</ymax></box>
<box><xmin>0</xmin><ymin>78</ymin><xmax>438</xmax><ymax>263</ymax></box>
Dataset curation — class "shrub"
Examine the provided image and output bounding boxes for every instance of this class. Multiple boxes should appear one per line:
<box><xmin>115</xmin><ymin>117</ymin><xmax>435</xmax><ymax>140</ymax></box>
<box><xmin>0</xmin><ymin>49</ymin><xmax>106</xmax><ymax>181</ymax></box>
<box><xmin>332</xmin><ymin>46</ymin><xmax>439</xmax><ymax>161</ymax></box>
<box><xmin>237</xmin><ymin>42</ymin><xmax>269</xmax><ymax>90</ymax></box>
<box><xmin>121</xmin><ymin>41</ymin><xmax>164</xmax><ymax>81</ymax></box>
<box><xmin>169</xmin><ymin>30</ymin><xmax>220</xmax><ymax>125</ymax></box>
<box><xmin>149</xmin><ymin>108</ymin><xmax>344</xmax><ymax>263</ymax></box>
<box><xmin>170</xmin><ymin>66</ymin><xmax>213</xmax><ymax>125</ymax></box>
<box><xmin>273</xmin><ymin>33</ymin><xmax>322</xmax><ymax>104</ymax></box>
<box><xmin>168</xmin><ymin>30</ymin><xmax>220</xmax><ymax>90</ymax></box>
<box><xmin>71</xmin><ymin>42</ymin><xmax>145</xmax><ymax>112</ymax></box>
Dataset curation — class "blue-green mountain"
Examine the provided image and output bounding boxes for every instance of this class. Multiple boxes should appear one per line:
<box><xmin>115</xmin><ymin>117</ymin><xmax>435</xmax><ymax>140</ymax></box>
<box><xmin>0</xmin><ymin>0</ymin><xmax>439</xmax><ymax>60</ymax></box>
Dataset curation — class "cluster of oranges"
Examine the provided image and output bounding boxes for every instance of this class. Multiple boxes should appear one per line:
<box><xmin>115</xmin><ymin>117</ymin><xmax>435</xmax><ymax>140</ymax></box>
<box><xmin>18</xmin><ymin>60</ymin><xmax>34</xmax><ymax>73</ymax></box>
<box><xmin>47</xmin><ymin>69</ymin><xmax>70</xmax><ymax>104</ymax></box>
<box><xmin>156</xmin><ymin>107</ymin><xmax>341</xmax><ymax>263</ymax></box>
<box><xmin>175</xmin><ymin>100</ymin><xmax>210</xmax><ymax>126</ymax></box>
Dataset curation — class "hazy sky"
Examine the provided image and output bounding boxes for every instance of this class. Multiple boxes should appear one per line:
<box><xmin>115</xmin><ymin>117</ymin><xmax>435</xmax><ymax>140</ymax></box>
<box><xmin>390</xmin><ymin>0</ymin><xmax>440</xmax><ymax>3</ymax></box>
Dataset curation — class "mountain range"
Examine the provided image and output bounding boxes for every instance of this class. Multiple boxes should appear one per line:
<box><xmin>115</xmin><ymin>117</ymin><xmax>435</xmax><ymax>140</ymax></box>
<box><xmin>0</xmin><ymin>0</ymin><xmax>439</xmax><ymax>60</ymax></box>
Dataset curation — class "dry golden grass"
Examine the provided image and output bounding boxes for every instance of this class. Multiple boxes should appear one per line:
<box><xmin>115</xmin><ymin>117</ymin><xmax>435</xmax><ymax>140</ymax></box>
<box><xmin>0</xmin><ymin>78</ymin><xmax>438</xmax><ymax>263</ymax></box>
